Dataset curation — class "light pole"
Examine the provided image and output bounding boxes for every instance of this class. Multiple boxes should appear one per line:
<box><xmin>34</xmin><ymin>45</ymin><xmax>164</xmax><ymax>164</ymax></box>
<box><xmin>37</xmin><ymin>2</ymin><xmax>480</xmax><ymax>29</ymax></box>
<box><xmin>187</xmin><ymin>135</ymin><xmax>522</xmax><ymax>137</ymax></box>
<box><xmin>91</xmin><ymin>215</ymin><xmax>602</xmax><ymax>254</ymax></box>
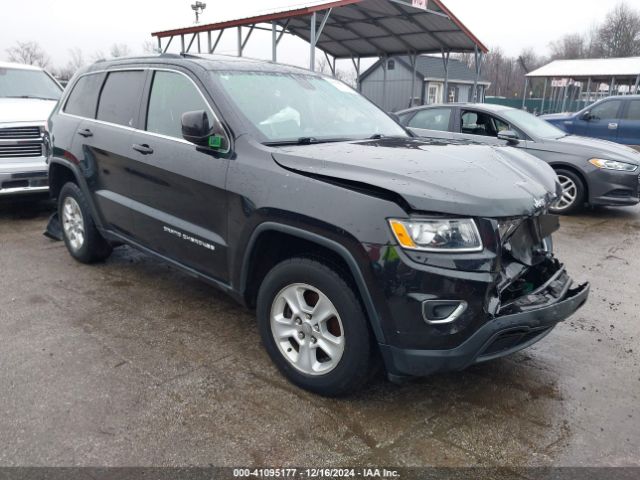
<box><xmin>191</xmin><ymin>1</ymin><xmax>207</xmax><ymax>24</ymax></box>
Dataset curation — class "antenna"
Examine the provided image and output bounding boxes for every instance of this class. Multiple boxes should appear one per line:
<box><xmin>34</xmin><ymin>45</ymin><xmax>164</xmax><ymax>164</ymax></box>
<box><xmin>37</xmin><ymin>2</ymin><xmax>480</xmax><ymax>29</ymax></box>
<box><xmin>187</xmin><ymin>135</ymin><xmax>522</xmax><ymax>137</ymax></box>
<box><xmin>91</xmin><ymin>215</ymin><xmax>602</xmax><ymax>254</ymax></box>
<box><xmin>191</xmin><ymin>1</ymin><xmax>207</xmax><ymax>24</ymax></box>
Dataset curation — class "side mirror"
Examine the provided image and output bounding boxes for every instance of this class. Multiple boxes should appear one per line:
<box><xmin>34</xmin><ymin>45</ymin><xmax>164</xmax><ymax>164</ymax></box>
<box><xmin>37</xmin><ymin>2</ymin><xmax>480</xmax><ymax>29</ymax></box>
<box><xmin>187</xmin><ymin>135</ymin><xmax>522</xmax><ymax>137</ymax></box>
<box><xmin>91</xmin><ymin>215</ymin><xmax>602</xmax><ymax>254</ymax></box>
<box><xmin>497</xmin><ymin>130</ymin><xmax>520</xmax><ymax>145</ymax></box>
<box><xmin>581</xmin><ymin>111</ymin><xmax>592</xmax><ymax>121</ymax></box>
<box><xmin>181</xmin><ymin>110</ymin><xmax>227</xmax><ymax>151</ymax></box>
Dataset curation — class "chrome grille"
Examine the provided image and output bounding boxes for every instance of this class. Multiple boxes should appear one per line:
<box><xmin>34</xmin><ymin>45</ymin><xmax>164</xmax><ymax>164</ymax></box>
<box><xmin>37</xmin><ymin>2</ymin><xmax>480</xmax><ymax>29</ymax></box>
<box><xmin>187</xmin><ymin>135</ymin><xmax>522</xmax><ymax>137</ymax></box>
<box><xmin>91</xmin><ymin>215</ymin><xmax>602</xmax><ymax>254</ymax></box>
<box><xmin>0</xmin><ymin>126</ymin><xmax>41</xmax><ymax>139</ymax></box>
<box><xmin>0</xmin><ymin>143</ymin><xmax>43</xmax><ymax>158</ymax></box>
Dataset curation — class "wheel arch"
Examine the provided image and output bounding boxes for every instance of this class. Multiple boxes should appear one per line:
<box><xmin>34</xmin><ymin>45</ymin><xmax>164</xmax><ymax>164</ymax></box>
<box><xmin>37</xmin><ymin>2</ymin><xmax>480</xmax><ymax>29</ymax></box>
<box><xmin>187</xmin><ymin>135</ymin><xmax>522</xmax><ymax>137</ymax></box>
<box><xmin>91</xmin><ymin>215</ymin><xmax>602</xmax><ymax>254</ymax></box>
<box><xmin>239</xmin><ymin>222</ymin><xmax>386</xmax><ymax>344</ymax></box>
<box><xmin>549</xmin><ymin>162</ymin><xmax>590</xmax><ymax>203</ymax></box>
<box><xmin>49</xmin><ymin>159</ymin><xmax>81</xmax><ymax>200</ymax></box>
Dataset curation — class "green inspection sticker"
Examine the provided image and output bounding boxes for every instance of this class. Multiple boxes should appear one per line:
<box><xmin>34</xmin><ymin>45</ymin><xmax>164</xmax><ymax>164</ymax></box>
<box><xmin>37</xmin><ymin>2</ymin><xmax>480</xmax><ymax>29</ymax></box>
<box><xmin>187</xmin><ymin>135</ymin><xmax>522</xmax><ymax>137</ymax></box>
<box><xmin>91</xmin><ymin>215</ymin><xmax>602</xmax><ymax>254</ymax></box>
<box><xmin>208</xmin><ymin>135</ymin><xmax>222</xmax><ymax>149</ymax></box>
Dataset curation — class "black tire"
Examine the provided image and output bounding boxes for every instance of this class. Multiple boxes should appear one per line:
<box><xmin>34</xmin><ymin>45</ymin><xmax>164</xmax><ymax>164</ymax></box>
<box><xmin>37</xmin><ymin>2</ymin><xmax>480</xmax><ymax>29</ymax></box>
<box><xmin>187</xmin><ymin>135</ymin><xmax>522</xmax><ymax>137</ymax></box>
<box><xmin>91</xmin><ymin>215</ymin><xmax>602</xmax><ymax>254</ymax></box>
<box><xmin>257</xmin><ymin>258</ymin><xmax>374</xmax><ymax>397</ymax></box>
<box><xmin>58</xmin><ymin>182</ymin><xmax>112</xmax><ymax>264</ymax></box>
<box><xmin>550</xmin><ymin>168</ymin><xmax>585</xmax><ymax>215</ymax></box>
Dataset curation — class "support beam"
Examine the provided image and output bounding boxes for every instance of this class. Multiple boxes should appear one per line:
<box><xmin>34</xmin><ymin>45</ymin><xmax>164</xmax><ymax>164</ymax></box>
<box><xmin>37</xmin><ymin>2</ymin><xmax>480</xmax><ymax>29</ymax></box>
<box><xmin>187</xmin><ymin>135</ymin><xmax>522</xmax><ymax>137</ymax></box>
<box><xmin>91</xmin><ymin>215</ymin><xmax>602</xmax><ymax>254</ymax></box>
<box><xmin>210</xmin><ymin>30</ymin><xmax>224</xmax><ymax>53</ymax></box>
<box><xmin>162</xmin><ymin>35</ymin><xmax>174</xmax><ymax>53</ymax></box>
<box><xmin>241</xmin><ymin>25</ymin><xmax>255</xmax><ymax>53</ymax></box>
<box><xmin>634</xmin><ymin>74</ymin><xmax>640</xmax><ymax>94</ymax></box>
<box><xmin>561</xmin><ymin>83</ymin><xmax>569</xmax><ymax>112</ymax></box>
<box><xmin>351</xmin><ymin>56</ymin><xmax>361</xmax><ymax>92</ymax></box>
<box><xmin>540</xmin><ymin>78</ymin><xmax>547</xmax><ymax>114</ymax></box>
<box><xmin>197</xmin><ymin>33</ymin><xmax>201</xmax><ymax>53</ymax></box>
<box><xmin>324</xmin><ymin>51</ymin><xmax>335</xmax><ymax>75</ymax></box>
<box><xmin>310</xmin><ymin>12</ymin><xmax>317</xmax><ymax>70</ymax></box>
<box><xmin>316</xmin><ymin>8</ymin><xmax>332</xmax><ymax>40</ymax></box>
<box><xmin>409</xmin><ymin>53</ymin><xmax>417</xmax><ymax>108</ymax></box>
<box><xmin>272</xmin><ymin>22</ymin><xmax>277</xmax><ymax>62</ymax></box>
<box><xmin>186</xmin><ymin>33</ymin><xmax>197</xmax><ymax>53</ymax></box>
<box><xmin>522</xmin><ymin>77</ymin><xmax>529</xmax><ymax>109</ymax></box>
<box><xmin>472</xmin><ymin>47</ymin><xmax>483</xmax><ymax>103</ymax></box>
<box><xmin>585</xmin><ymin>78</ymin><xmax>592</xmax><ymax>108</ymax></box>
<box><xmin>157</xmin><ymin>37</ymin><xmax>162</xmax><ymax>52</ymax></box>
<box><xmin>382</xmin><ymin>55</ymin><xmax>388</xmax><ymax>111</ymax></box>
<box><xmin>237</xmin><ymin>27</ymin><xmax>242</xmax><ymax>57</ymax></box>
<box><xmin>180</xmin><ymin>34</ymin><xmax>185</xmax><ymax>53</ymax></box>
<box><xmin>441</xmin><ymin>50</ymin><xmax>450</xmax><ymax>103</ymax></box>
<box><xmin>309</xmin><ymin>9</ymin><xmax>332</xmax><ymax>71</ymax></box>
<box><xmin>276</xmin><ymin>19</ymin><xmax>291</xmax><ymax>44</ymax></box>
<box><xmin>610</xmin><ymin>76</ymin><xmax>616</xmax><ymax>96</ymax></box>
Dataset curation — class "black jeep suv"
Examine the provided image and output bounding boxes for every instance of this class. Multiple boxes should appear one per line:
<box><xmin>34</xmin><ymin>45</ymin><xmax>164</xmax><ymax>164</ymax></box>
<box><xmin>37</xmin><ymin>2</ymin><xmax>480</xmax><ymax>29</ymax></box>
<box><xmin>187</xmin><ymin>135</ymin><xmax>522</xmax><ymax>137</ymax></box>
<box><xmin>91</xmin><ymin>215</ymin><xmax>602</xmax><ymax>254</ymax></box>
<box><xmin>47</xmin><ymin>54</ymin><xmax>589</xmax><ymax>396</ymax></box>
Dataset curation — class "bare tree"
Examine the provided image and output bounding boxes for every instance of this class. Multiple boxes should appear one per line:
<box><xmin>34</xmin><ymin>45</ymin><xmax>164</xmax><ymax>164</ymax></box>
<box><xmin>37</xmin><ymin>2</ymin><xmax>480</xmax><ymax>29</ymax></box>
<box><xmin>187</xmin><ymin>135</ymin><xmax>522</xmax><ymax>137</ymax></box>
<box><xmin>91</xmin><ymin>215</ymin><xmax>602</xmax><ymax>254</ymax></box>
<box><xmin>6</xmin><ymin>41</ymin><xmax>50</xmax><ymax>68</ymax></box>
<box><xmin>51</xmin><ymin>48</ymin><xmax>86</xmax><ymax>81</ymax></box>
<box><xmin>549</xmin><ymin>34</ymin><xmax>588</xmax><ymax>60</ymax></box>
<box><xmin>68</xmin><ymin>47</ymin><xmax>85</xmax><ymax>71</ymax></box>
<box><xmin>315</xmin><ymin>58</ymin><xmax>357</xmax><ymax>87</ymax></box>
<box><xmin>142</xmin><ymin>40</ymin><xmax>159</xmax><ymax>55</ymax></box>
<box><xmin>90</xmin><ymin>50</ymin><xmax>107</xmax><ymax>63</ymax></box>
<box><xmin>109</xmin><ymin>43</ymin><xmax>132</xmax><ymax>58</ymax></box>
<box><xmin>595</xmin><ymin>2</ymin><xmax>640</xmax><ymax>57</ymax></box>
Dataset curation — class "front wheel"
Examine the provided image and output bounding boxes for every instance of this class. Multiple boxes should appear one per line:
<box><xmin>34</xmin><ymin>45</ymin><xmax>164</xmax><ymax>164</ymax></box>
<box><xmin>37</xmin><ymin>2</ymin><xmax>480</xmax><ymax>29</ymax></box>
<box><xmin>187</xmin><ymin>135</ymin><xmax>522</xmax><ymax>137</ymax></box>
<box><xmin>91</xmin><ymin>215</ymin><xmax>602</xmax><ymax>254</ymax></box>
<box><xmin>257</xmin><ymin>258</ymin><xmax>374</xmax><ymax>396</ymax></box>
<box><xmin>550</xmin><ymin>169</ymin><xmax>585</xmax><ymax>215</ymax></box>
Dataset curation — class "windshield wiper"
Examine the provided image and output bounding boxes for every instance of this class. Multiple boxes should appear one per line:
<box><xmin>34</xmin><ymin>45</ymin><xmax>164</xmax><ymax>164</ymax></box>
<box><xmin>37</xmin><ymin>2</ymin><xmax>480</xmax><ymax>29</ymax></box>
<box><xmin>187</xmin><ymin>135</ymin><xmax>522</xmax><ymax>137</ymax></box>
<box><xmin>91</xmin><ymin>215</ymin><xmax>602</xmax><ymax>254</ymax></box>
<box><xmin>264</xmin><ymin>137</ymin><xmax>352</xmax><ymax>147</ymax></box>
<box><xmin>4</xmin><ymin>95</ymin><xmax>58</xmax><ymax>100</ymax></box>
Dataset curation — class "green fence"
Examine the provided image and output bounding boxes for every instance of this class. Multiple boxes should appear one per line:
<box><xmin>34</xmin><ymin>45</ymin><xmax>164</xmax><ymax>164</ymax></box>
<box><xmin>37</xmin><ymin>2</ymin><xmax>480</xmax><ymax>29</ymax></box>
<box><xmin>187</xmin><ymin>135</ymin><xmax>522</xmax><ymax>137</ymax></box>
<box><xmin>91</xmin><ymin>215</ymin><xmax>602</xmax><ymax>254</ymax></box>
<box><xmin>485</xmin><ymin>97</ymin><xmax>589</xmax><ymax>115</ymax></box>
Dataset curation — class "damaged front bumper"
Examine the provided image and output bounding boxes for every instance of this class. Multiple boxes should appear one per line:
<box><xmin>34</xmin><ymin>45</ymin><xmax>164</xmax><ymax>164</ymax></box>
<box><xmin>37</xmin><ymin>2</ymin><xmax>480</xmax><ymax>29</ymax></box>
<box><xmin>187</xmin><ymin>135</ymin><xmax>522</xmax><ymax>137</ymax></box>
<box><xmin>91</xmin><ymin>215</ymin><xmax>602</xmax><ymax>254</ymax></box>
<box><xmin>380</xmin><ymin>279</ymin><xmax>588</xmax><ymax>377</ymax></box>
<box><xmin>372</xmin><ymin>214</ymin><xmax>590</xmax><ymax>378</ymax></box>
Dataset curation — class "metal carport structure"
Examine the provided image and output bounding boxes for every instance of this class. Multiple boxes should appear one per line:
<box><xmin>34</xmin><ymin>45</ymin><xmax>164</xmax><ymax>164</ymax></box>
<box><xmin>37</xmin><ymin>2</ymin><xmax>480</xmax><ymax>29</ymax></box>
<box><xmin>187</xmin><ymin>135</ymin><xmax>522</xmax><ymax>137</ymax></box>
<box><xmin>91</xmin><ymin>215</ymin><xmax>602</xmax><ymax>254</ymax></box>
<box><xmin>151</xmin><ymin>0</ymin><xmax>488</xmax><ymax>103</ymax></box>
<box><xmin>525</xmin><ymin>57</ymin><xmax>640</xmax><ymax>114</ymax></box>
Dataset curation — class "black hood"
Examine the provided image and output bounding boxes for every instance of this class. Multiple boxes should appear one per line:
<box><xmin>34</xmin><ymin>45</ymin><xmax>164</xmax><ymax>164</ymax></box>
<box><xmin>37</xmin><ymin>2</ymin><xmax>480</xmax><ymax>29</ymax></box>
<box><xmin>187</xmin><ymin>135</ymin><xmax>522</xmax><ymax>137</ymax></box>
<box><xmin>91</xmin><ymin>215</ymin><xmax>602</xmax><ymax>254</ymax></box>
<box><xmin>272</xmin><ymin>137</ymin><xmax>560</xmax><ymax>217</ymax></box>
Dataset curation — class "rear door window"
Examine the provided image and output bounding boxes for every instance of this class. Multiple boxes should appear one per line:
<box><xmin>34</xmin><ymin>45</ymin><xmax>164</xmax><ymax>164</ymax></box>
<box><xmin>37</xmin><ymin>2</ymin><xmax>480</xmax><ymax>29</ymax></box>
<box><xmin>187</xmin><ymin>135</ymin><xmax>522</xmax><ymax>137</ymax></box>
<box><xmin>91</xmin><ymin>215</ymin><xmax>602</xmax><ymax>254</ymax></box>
<box><xmin>407</xmin><ymin>108</ymin><xmax>452</xmax><ymax>131</ymax></box>
<box><xmin>64</xmin><ymin>73</ymin><xmax>104</xmax><ymax>118</ymax></box>
<box><xmin>96</xmin><ymin>71</ymin><xmax>146</xmax><ymax>128</ymax></box>
<box><xmin>146</xmin><ymin>71</ymin><xmax>213</xmax><ymax>139</ymax></box>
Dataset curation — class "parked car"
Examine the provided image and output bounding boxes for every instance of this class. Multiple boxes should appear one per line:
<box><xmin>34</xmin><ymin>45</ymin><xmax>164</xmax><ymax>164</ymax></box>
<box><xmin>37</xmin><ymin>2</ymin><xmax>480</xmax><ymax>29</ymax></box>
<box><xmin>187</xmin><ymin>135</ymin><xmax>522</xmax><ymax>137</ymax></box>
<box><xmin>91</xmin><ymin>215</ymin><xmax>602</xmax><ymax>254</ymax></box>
<box><xmin>0</xmin><ymin>61</ymin><xmax>63</xmax><ymax>196</ymax></box>
<box><xmin>542</xmin><ymin>95</ymin><xmax>640</xmax><ymax>149</ymax></box>
<box><xmin>47</xmin><ymin>54</ymin><xmax>589</xmax><ymax>396</ymax></box>
<box><xmin>396</xmin><ymin>103</ymin><xmax>640</xmax><ymax>214</ymax></box>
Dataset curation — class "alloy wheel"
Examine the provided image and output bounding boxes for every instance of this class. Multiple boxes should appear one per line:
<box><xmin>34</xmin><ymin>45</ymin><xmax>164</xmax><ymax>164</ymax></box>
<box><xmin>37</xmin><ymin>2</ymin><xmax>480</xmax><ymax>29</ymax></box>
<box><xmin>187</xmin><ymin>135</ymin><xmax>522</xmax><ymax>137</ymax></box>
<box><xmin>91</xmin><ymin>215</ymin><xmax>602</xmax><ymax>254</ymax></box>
<box><xmin>62</xmin><ymin>196</ymin><xmax>85</xmax><ymax>251</ymax></box>
<box><xmin>270</xmin><ymin>283</ymin><xmax>345</xmax><ymax>376</ymax></box>
<box><xmin>554</xmin><ymin>174</ymin><xmax>578</xmax><ymax>211</ymax></box>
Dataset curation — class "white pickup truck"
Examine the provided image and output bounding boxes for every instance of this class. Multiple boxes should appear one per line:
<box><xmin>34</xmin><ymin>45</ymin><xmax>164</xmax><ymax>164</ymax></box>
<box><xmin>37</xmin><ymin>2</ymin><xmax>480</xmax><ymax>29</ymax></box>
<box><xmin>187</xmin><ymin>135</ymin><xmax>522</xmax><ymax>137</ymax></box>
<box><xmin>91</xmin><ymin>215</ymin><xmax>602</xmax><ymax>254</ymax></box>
<box><xmin>0</xmin><ymin>61</ymin><xmax>62</xmax><ymax>196</ymax></box>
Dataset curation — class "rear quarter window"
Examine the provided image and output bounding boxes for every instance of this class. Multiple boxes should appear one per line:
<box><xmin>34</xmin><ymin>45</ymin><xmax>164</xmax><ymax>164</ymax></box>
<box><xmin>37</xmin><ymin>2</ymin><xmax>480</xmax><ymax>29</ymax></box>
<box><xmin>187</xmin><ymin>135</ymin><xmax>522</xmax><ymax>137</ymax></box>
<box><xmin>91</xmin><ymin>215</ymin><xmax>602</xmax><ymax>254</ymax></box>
<box><xmin>64</xmin><ymin>73</ymin><xmax>105</xmax><ymax>118</ymax></box>
<box><xmin>97</xmin><ymin>71</ymin><xmax>146</xmax><ymax>128</ymax></box>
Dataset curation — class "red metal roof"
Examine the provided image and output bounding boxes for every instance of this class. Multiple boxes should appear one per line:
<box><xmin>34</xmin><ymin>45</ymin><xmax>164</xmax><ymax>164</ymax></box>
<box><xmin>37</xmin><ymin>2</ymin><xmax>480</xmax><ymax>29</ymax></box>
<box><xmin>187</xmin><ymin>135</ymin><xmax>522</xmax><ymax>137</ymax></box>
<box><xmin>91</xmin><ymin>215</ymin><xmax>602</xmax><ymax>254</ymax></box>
<box><xmin>152</xmin><ymin>0</ymin><xmax>488</xmax><ymax>58</ymax></box>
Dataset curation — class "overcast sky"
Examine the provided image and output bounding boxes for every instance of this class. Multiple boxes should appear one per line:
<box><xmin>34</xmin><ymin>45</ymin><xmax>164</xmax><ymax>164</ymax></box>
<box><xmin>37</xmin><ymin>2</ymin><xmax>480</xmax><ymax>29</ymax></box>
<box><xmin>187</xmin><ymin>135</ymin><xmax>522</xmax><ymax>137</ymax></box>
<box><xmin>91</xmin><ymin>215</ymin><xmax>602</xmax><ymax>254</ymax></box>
<box><xmin>0</xmin><ymin>0</ymin><xmax>629</xmax><ymax>70</ymax></box>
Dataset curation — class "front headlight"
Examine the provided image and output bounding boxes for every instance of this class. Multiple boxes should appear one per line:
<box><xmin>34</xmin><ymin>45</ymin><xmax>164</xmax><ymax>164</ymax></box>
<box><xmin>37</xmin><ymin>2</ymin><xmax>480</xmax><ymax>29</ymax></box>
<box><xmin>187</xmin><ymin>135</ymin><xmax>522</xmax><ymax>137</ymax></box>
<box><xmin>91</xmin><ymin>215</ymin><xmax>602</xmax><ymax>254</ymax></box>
<box><xmin>389</xmin><ymin>218</ymin><xmax>483</xmax><ymax>252</ymax></box>
<box><xmin>589</xmin><ymin>158</ymin><xmax>638</xmax><ymax>172</ymax></box>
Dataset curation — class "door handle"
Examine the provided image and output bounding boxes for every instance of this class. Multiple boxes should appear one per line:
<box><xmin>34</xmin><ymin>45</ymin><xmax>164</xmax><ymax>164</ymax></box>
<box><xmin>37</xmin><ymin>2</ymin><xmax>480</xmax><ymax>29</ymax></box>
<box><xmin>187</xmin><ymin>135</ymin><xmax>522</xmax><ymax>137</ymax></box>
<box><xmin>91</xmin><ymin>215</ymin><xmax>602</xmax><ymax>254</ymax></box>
<box><xmin>77</xmin><ymin>128</ymin><xmax>93</xmax><ymax>138</ymax></box>
<box><xmin>132</xmin><ymin>143</ymin><xmax>154</xmax><ymax>155</ymax></box>
<box><xmin>608</xmin><ymin>123</ymin><xmax>618</xmax><ymax>130</ymax></box>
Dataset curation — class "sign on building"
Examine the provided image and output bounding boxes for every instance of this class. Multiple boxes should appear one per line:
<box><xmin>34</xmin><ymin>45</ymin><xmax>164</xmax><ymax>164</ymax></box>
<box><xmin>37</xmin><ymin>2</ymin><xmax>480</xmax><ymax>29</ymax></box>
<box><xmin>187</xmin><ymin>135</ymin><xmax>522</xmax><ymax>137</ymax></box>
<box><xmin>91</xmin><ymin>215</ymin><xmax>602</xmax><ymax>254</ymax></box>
<box><xmin>412</xmin><ymin>0</ymin><xmax>428</xmax><ymax>10</ymax></box>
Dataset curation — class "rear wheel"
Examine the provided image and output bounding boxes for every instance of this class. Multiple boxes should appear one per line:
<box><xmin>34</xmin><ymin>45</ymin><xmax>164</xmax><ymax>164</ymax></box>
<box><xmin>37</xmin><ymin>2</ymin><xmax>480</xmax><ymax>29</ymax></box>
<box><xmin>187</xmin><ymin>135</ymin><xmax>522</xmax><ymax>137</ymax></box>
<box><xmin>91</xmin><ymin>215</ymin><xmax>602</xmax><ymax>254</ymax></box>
<box><xmin>550</xmin><ymin>169</ymin><xmax>585</xmax><ymax>215</ymax></box>
<box><xmin>59</xmin><ymin>182</ymin><xmax>112</xmax><ymax>264</ymax></box>
<box><xmin>257</xmin><ymin>258</ymin><xmax>374</xmax><ymax>396</ymax></box>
